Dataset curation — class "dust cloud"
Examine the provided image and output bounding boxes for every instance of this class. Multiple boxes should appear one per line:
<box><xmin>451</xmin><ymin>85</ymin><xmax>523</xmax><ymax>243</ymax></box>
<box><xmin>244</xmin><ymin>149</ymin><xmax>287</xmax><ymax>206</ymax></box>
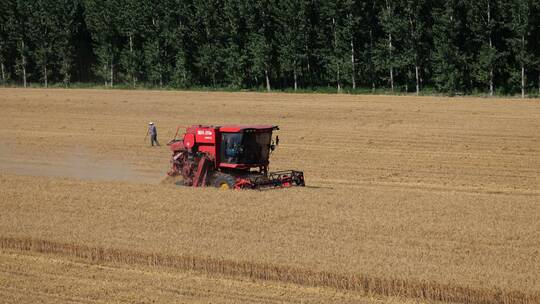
<box><xmin>0</xmin><ymin>143</ymin><xmax>155</xmax><ymax>183</ymax></box>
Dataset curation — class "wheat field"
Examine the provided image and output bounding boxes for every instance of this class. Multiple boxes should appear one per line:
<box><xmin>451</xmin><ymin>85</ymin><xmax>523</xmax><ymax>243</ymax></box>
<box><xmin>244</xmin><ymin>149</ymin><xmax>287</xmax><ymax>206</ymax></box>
<box><xmin>3</xmin><ymin>249</ymin><xmax>424</xmax><ymax>304</ymax></box>
<box><xmin>0</xmin><ymin>88</ymin><xmax>539</xmax><ymax>303</ymax></box>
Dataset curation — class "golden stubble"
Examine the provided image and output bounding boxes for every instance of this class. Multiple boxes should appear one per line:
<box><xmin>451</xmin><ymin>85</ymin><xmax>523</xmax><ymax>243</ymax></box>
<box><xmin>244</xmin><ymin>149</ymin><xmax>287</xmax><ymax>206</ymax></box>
<box><xmin>0</xmin><ymin>88</ymin><xmax>539</xmax><ymax>303</ymax></box>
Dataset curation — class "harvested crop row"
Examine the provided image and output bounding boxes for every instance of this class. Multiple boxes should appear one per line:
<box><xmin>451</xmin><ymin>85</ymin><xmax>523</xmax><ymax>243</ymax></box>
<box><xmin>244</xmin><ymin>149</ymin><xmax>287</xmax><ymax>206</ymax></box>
<box><xmin>0</xmin><ymin>251</ymin><xmax>389</xmax><ymax>304</ymax></box>
<box><xmin>1</xmin><ymin>236</ymin><xmax>538</xmax><ymax>304</ymax></box>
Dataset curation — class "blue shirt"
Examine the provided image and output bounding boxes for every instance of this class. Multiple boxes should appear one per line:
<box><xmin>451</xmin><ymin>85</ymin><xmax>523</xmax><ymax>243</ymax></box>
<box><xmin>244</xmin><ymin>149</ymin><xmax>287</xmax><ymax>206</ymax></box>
<box><xmin>148</xmin><ymin>125</ymin><xmax>157</xmax><ymax>136</ymax></box>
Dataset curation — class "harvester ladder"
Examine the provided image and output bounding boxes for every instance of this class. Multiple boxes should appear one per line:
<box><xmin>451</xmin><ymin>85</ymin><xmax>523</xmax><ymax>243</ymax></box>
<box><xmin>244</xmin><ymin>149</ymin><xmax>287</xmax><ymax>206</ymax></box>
<box><xmin>193</xmin><ymin>156</ymin><xmax>212</xmax><ymax>187</ymax></box>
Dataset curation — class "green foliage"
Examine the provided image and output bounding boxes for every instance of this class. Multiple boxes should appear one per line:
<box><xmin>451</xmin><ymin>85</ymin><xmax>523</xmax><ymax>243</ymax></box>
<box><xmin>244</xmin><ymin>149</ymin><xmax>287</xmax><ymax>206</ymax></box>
<box><xmin>276</xmin><ymin>0</ymin><xmax>308</xmax><ymax>89</ymax></box>
<box><xmin>84</xmin><ymin>0</ymin><xmax>122</xmax><ymax>86</ymax></box>
<box><xmin>0</xmin><ymin>0</ymin><xmax>17</xmax><ymax>83</ymax></box>
<box><xmin>0</xmin><ymin>0</ymin><xmax>538</xmax><ymax>96</ymax></box>
<box><xmin>504</xmin><ymin>0</ymin><xmax>534</xmax><ymax>95</ymax></box>
<box><xmin>374</xmin><ymin>0</ymin><xmax>405</xmax><ymax>85</ymax></box>
<box><xmin>431</xmin><ymin>1</ymin><xmax>467</xmax><ymax>95</ymax></box>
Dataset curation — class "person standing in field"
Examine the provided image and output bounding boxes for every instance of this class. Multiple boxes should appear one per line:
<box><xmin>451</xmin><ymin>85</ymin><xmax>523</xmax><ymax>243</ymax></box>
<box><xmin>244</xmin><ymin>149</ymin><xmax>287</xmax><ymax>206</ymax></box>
<box><xmin>146</xmin><ymin>122</ymin><xmax>160</xmax><ymax>146</ymax></box>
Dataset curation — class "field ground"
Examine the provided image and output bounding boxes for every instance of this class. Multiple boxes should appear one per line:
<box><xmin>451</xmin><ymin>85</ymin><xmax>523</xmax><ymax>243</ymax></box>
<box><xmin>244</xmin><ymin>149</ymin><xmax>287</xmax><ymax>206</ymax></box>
<box><xmin>2</xmin><ymin>250</ymin><xmax>423</xmax><ymax>304</ymax></box>
<box><xmin>0</xmin><ymin>88</ymin><xmax>539</xmax><ymax>303</ymax></box>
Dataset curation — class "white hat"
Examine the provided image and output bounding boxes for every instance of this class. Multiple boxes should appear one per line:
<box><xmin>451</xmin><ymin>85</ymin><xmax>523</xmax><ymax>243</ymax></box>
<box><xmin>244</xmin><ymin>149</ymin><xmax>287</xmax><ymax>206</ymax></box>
<box><xmin>149</xmin><ymin>122</ymin><xmax>154</xmax><ymax>125</ymax></box>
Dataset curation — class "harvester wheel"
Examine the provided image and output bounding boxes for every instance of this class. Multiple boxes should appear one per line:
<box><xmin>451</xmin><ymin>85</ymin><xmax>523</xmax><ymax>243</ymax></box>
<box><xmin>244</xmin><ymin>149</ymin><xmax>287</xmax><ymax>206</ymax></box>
<box><xmin>213</xmin><ymin>173</ymin><xmax>236</xmax><ymax>190</ymax></box>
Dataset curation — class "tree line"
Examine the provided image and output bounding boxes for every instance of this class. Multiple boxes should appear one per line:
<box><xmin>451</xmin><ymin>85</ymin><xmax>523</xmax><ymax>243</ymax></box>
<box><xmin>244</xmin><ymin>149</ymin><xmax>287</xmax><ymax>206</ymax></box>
<box><xmin>0</xmin><ymin>0</ymin><xmax>539</xmax><ymax>97</ymax></box>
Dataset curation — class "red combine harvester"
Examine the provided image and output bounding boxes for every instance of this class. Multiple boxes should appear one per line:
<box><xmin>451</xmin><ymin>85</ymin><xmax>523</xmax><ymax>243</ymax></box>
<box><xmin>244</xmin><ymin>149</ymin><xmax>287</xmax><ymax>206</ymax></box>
<box><xmin>166</xmin><ymin>124</ymin><xmax>305</xmax><ymax>190</ymax></box>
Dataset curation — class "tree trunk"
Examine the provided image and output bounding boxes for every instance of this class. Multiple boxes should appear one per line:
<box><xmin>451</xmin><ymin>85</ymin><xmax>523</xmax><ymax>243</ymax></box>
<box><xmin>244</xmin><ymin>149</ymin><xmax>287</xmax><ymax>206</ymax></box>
<box><xmin>265</xmin><ymin>68</ymin><xmax>271</xmax><ymax>92</ymax></box>
<box><xmin>1</xmin><ymin>62</ymin><xmax>5</xmax><ymax>83</ymax></box>
<box><xmin>489</xmin><ymin>66</ymin><xmax>494</xmax><ymax>96</ymax></box>
<box><xmin>293</xmin><ymin>62</ymin><xmax>298</xmax><ymax>91</ymax></box>
<box><xmin>182</xmin><ymin>68</ymin><xmax>187</xmax><ymax>85</ymax></box>
<box><xmin>521</xmin><ymin>65</ymin><xmax>525</xmax><ymax>99</ymax></box>
<box><xmin>369</xmin><ymin>29</ymin><xmax>375</xmax><ymax>92</ymax></box>
<box><xmin>408</xmin><ymin>14</ymin><xmax>420</xmax><ymax>95</ymax></box>
<box><xmin>21</xmin><ymin>40</ymin><xmax>27</xmax><ymax>88</ymax></box>
<box><xmin>351</xmin><ymin>35</ymin><xmax>356</xmax><ymax>89</ymax></box>
<box><xmin>44</xmin><ymin>66</ymin><xmax>48</xmax><ymax>88</ymax></box>
<box><xmin>521</xmin><ymin>34</ymin><xmax>525</xmax><ymax>99</ymax></box>
<box><xmin>415</xmin><ymin>65</ymin><xmax>420</xmax><ymax>95</ymax></box>
<box><xmin>63</xmin><ymin>58</ymin><xmax>70</xmax><ymax>87</ymax></box>
<box><xmin>110</xmin><ymin>60</ymin><xmax>114</xmax><ymax>88</ymax></box>
<box><xmin>337</xmin><ymin>65</ymin><xmax>341</xmax><ymax>93</ymax></box>
<box><xmin>389</xmin><ymin>33</ymin><xmax>394</xmax><ymax>92</ymax></box>
<box><xmin>129</xmin><ymin>34</ymin><xmax>135</xmax><ymax>87</ymax></box>
<box><xmin>161</xmin><ymin>47</ymin><xmax>165</xmax><ymax>88</ymax></box>
<box><xmin>487</xmin><ymin>1</ymin><xmax>494</xmax><ymax>96</ymax></box>
<box><xmin>0</xmin><ymin>44</ymin><xmax>4</xmax><ymax>83</ymax></box>
<box><xmin>349</xmin><ymin>12</ymin><xmax>355</xmax><ymax>90</ymax></box>
<box><xmin>305</xmin><ymin>43</ymin><xmax>311</xmax><ymax>86</ymax></box>
<box><xmin>332</xmin><ymin>17</ymin><xmax>340</xmax><ymax>93</ymax></box>
<box><xmin>405</xmin><ymin>69</ymin><xmax>409</xmax><ymax>92</ymax></box>
<box><xmin>386</xmin><ymin>0</ymin><xmax>394</xmax><ymax>92</ymax></box>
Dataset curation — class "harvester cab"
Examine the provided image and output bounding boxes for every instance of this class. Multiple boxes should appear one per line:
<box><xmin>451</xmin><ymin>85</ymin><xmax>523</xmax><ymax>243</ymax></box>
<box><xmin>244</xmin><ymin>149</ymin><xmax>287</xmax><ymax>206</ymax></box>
<box><xmin>167</xmin><ymin>124</ymin><xmax>304</xmax><ymax>190</ymax></box>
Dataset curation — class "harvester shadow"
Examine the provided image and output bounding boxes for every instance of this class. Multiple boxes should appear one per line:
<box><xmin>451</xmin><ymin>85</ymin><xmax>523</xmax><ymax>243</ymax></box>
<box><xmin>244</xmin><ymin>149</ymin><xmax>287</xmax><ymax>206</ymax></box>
<box><xmin>160</xmin><ymin>175</ymin><xmax>332</xmax><ymax>190</ymax></box>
